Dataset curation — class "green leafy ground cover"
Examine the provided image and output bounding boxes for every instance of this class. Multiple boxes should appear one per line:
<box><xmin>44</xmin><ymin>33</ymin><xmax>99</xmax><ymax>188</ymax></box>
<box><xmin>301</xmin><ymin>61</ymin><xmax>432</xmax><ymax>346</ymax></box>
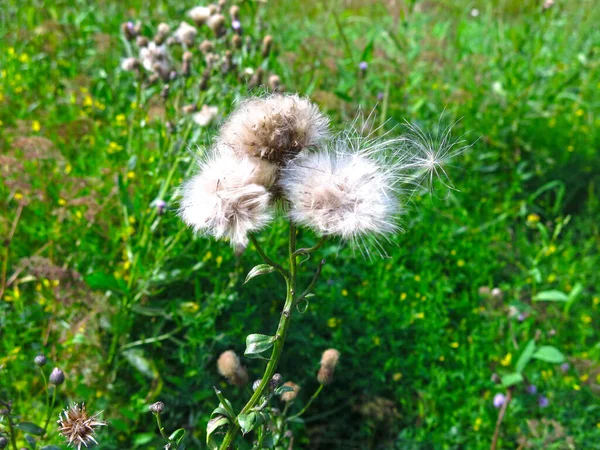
<box><xmin>1</xmin><ymin>0</ymin><xmax>599</xmax><ymax>448</ymax></box>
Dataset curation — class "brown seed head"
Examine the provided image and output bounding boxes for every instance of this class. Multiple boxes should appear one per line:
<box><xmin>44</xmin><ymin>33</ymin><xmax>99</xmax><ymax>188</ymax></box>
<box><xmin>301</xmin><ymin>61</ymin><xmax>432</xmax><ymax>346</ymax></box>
<box><xmin>261</xmin><ymin>35</ymin><xmax>273</xmax><ymax>58</ymax></box>
<box><xmin>230</xmin><ymin>5</ymin><xmax>240</xmax><ymax>20</ymax></box>
<box><xmin>207</xmin><ymin>14</ymin><xmax>226</xmax><ymax>36</ymax></box>
<box><xmin>232</xmin><ymin>34</ymin><xmax>242</xmax><ymax>49</ymax></box>
<box><xmin>199</xmin><ymin>40</ymin><xmax>214</xmax><ymax>54</ymax></box>
<box><xmin>281</xmin><ymin>381</ymin><xmax>301</xmax><ymax>402</ymax></box>
<box><xmin>317</xmin><ymin>348</ymin><xmax>340</xmax><ymax>385</ymax></box>
<box><xmin>57</xmin><ymin>403</ymin><xmax>107</xmax><ymax>450</ymax></box>
<box><xmin>217</xmin><ymin>350</ymin><xmax>248</xmax><ymax>386</ymax></box>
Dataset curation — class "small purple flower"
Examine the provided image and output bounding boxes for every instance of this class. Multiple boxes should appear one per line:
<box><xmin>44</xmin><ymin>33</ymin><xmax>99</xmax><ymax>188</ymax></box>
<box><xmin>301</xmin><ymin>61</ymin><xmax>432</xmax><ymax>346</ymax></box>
<box><xmin>538</xmin><ymin>395</ymin><xmax>549</xmax><ymax>408</ymax></box>
<box><xmin>126</xmin><ymin>21</ymin><xmax>135</xmax><ymax>31</ymax></box>
<box><xmin>232</xmin><ymin>20</ymin><xmax>241</xmax><ymax>31</ymax></box>
<box><xmin>560</xmin><ymin>362</ymin><xmax>570</xmax><ymax>373</ymax></box>
<box><xmin>359</xmin><ymin>61</ymin><xmax>368</xmax><ymax>71</ymax></box>
<box><xmin>377</xmin><ymin>92</ymin><xmax>384</xmax><ymax>101</ymax></box>
<box><xmin>152</xmin><ymin>199</ymin><xmax>167</xmax><ymax>215</ymax></box>
<box><xmin>493</xmin><ymin>393</ymin><xmax>505</xmax><ymax>408</ymax></box>
<box><xmin>526</xmin><ymin>384</ymin><xmax>537</xmax><ymax>394</ymax></box>
<box><xmin>517</xmin><ymin>313</ymin><xmax>525</xmax><ymax>322</ymax></box>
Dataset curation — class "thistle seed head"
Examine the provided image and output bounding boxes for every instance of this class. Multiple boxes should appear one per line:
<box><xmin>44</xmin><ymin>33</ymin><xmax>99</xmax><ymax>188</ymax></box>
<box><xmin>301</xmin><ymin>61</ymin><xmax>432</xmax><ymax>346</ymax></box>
<box><xmin>280</xmin><ymin>381</ymin><xmax>300</xmax><ymax>402</ymax></box>
<box><xmin>34</xmin><ymin>354</ymin><xmax>47</xmax><ymax>367</ymax></box>
<box><xmin>317</xmin><ymin>348</ymin><xmax>340</xmax><ymax>385</ymax></box>
<box><xmin>216</xmin><ymin>350</ymin><xmax>248</xmax><ymax>386</ymax></box>
<box><xmin>261</xmin><ymin>35</ymin><xmax>273</xmax><ymax>58</ymax></box>
<box><xmin>149</xmin><ymin>401</ymin><xmax>165</xmax><ymax>414</ymax></box>
<box><xmin>217</xmin><ymin>93</ymin><xmax>330</xmax><ymax>165</ymax></box>
<box><xmin>188</xmin><ymin>6</ymin><xmax>213</xmax><ymax>25</ymax></box>
<box><xmin>207</xmin><ymin>14</ymin><xmax>226</xmax><ymax>36</ymax></box>
<box><xmin>57</xmin><ymin>403</ymin><xmax>107</xmax><ymax>450</ymax></box>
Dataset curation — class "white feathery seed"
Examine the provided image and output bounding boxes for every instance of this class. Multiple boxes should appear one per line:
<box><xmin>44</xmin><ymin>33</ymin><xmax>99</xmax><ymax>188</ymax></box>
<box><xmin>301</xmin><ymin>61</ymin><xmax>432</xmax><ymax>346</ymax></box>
<box><xmin>218</xmin><ymin>93</ymin><xmax>330</xmax><ymax>165</ymax></box>
<box><xmin>173</xmin><ymin>21</ymin><xmax>198</xmax><ymax>46</ymax></box>
<box><xmin>179</xmin><ymin>148</ymin><xmax>277</xmax><ymax>248</ymax></box>
<box><xmin>188</xmin><ymin>6</ymin><xmax>213</xmax><ymax>25</ymax></box>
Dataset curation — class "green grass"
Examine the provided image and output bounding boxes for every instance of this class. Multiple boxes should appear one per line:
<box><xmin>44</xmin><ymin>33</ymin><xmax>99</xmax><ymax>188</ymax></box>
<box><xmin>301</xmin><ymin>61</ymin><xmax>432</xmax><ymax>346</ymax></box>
<box><xmin>1</xmin><ymin>0</ymin><xmax>599</xmax><ymax>449</ymax></box>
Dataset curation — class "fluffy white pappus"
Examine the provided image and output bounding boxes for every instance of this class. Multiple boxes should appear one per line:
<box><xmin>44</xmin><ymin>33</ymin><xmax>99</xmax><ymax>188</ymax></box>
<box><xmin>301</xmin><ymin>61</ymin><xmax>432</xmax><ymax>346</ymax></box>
<box><xmin>173</xmin><ymin>21</ymin><xmax>198</xmax><ymax>46</ymax></box>
<box><xmin>188</xmin><ymin>6</ymin><xmax>212</xmax><ymax>25</ymax></box>
<box><xmin>179</xmin><ymin>150</ymin><xmax>277</xmax><ymax>248</ymax></box>
<box><xmin>280</xmin><ymin>136</ymin><xmax>404</xmax><ymax>255</ymax></box>
<box><xmin>139</xmin><ymin>42</ymin><xmax>171</xmax><ymax>73</ymax></box>
<box><xmin>217</xmin><ymin>93</ymin><xmax>331</xmax><ymax>165</ymax></box>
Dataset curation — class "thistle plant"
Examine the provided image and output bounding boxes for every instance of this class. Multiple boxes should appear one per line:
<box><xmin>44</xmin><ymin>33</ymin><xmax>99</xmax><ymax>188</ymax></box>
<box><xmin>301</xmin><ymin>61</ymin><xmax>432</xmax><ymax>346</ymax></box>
<box><xmin>178</xmin><ymin>93</ymin><xmax>465</xmax><ymax>449</ymax></box>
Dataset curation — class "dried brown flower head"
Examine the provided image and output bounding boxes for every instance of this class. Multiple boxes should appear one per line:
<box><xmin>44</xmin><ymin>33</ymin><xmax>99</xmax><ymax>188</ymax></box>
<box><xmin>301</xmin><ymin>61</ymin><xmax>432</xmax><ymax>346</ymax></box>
<box><xmin>57</xmin><ymin>403</ymin><xmax>107</xmax><ymax>450</ymax></box>
<box><xmin>216</xmin><ymin>350</ymin><xmax>248</xmax><ymax>386</ymax></box>
<box><xmin>281</xmin><ymin>381</ymin><xmax>301</xmax><ymax>402</ymax></box>
<box><xmin>317</xmin><ymin>348</ymin><xmax>340</xmax><ymax>385</ymax></box>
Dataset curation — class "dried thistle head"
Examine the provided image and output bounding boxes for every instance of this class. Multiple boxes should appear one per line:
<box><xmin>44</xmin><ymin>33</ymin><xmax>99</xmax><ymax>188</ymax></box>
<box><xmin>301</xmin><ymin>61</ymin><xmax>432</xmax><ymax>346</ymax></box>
<box><xmin>317</xmin><ymin>349</ymin><xmax>340</xmax><ymax>385</ymax></box>
<box><xmin>173</xmin><ymin>21</ymin><xmax>198</xmax><ymax>47</ymax></box>
<box><xmin>280</xmin><ymin>381</ymin><xmax>301</xmax><ymax>402</ymax></box>
<box><xmin>57</xmin><ymin>403</ymin><xmax>107</xmax><ymax>450</ymax></box>
<box><xmin>216</xmin><ymin>350</ymin><xmax>248</xmax><ymax>386</ymax></box>
<box><xmin>188</xmin><ymin>6</ymin><xmax>213</xmax><ymax>25</ymax></box>
<box><xmin>207</xmin><ymin>14</ymin><xmax>225</xmax><ymax>36</ymax></box>
<box><xmin>261</xmin><ymin>35</ymin><xmax>273</xmax><ymax>58</ymax></box>
<box><xmin>217</xmin><ymin>93</ymin><xmax>330</xmax><ymax>165</ymax></box>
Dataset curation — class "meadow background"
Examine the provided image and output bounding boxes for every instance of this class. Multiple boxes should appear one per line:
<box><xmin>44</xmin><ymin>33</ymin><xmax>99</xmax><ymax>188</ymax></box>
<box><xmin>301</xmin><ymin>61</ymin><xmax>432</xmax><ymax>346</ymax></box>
<box><xmin>1</xmin><ymin>0</ymin><xmax>599</xmax><ymax>448</ymax></box>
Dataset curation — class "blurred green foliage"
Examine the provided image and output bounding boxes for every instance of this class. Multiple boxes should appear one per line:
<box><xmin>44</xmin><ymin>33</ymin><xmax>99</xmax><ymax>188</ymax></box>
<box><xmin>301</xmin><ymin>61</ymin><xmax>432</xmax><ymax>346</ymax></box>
<box><xmin>0</xmin><ymin>0</ymin><xmax>599</xmax><ymax>448</ymax></box>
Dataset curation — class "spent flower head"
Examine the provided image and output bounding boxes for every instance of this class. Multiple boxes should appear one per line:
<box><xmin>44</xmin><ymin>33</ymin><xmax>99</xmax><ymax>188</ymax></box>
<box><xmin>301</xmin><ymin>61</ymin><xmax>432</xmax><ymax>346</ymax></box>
<box><xmin>280</xmin><ymin>381</ymin><xmax>301</xmax><ymax>402</ymax></box>
<box><xmin>57</xmin><ymin>403</ymin><xmax>107</xmax><ymax>450</ymax></box>
<box><xmin>317</xmin><ymin>348</ymin><xmax>340</xmax><ymax>385</ymax></box>
<box><xmin>149</xmin><ymin>401</ymin><xmax>165</xmax><ymax>414</ymax></box>
<box><xmin>216</xmin><ymin>350</ymin><xmax>248</xmax><ymax>386</ymax></box>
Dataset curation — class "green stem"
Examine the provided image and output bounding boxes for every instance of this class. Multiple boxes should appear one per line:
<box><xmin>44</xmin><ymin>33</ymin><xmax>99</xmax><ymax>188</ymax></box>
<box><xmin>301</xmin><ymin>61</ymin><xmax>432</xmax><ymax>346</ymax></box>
<box><xmin>287</xmin><ymin>384</ymin><xmax>323</xmax><ymax>422</ymax></box>
<box><xmin>43</xmin><ymin>386</ymin><xmax>57</xmax><ymax>434</ymax></box>
<box><xmin>249</xmin><ymin>234</ymin><xmax>286</xmax><ymax>276</ymax></box>
<box><xmin>155</xmin><ymin>413</ymin><xmax>171</xmax><ymax>442</ymax></box>
<box><xmin>218</xmin><ymin>225</ymin><xmax>298</xmax><ymax>450</ymax></box>
<box><xmin>292</xmin><ymin>236</ymin><xmax>327</xmax><ymax>258</ymax></box>
<box><xmin>6</xmin><ymin>410</ymin><xmax>17</xmax><ymax>450</ymax></box>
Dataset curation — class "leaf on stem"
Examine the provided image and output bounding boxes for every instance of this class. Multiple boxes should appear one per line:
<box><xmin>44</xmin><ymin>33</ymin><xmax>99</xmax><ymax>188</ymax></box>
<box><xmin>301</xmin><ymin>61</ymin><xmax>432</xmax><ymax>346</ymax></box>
<box><xmin>206</xmin><ymin>416</ymin><xmax>229</xmax><ymax>450</ymax></box>
<box><xmin>532</xmin><ymin>346</ymin><xmax>565</xmax><ymax>363</ymax></box>
<box><xmin>515</xmin><ymin>339</ymin><xmax>536</xmax><ymax>373</ymax></box>
<box><xmin>244</xmin><ymin>333</ymin><xmax>276</xmax><ymax>359</ymax></box>
<box><xmin>244</xmin><ymin>264</ymin><xmax>276</xmax><ymax>284</ymax></box>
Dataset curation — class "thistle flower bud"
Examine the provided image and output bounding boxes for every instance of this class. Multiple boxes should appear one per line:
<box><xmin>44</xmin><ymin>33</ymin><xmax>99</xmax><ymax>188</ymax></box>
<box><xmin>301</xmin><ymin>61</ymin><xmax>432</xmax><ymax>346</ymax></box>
<box><xmin>0</xmin><ymin>436</ymin><xmax>8</xmax><ymax>449</ymax></box>
<box><xmin>230</xmin><ymin>5</ymin><xmax>240</xmax><ymax>20</ymax></box>
<box><xmin>244</xmin><ymin>35</ymin><xmax>252</xmax><ymax>53</ymax></box>
<box><xmin>49</xmin><ymin>367</ymin><xmax>65</xmax><ymax>385</ymax></box>
<box><xmin>166</xmin><ymin>121</ymin><xmax>176</xmax><ymax>134</ymax></box>
<box><xmin>359</xmin><ymin>61</ymin><xmax>368</xmax><ymax>72</ymax></box>
<box><xmin>268</xmin><ymin>74</ymin><xmax>280</xmax><ymax>91</ymax></box>
<box><xmin>149</xmin><ymin>401</ymin><xmax>165</xmax><ymax>414</ymax></box>
<box><xmin>121</xmin><ymin>57</ymin><xmax>140</xmax><ymax>72</ymax></box>
<box><xmin>169</xmin><ymin>70</ymin><xmax>178</xmax><ymax>82</ymax></box>
<box><xmin>222</xmin><ymin>50</ymin><xmax>233</xmax><ymax>74</ymax></box>
<box><xmin>157</xmin><ymin>23</ymin><xmax>170</xmax><ymax>36</ymax></box>
<box><xmin>199</xmin><ymin>40</ymin><xmax>214</xmax><ymax>54</ymax></box>
<box><xmin>217</xmin><ymin>350</ymin><xmax>248</xmax><ymax>386</ymax></box>
<box><xmin>232</xmin><ymin>34</ymin><xmax>242</xmax><ymax>49</ymax></box>
<box><xmin>280</xmin><ymin>381</ymin><xmax>300</xmax><ymax>402</ymax></box>
<box><xmin>207</xmin><ymin>14</ymin><xmax>226</xmax><ymax>37</ymax></box>
<box><xmin>182</xmin><ymin>104</ymin><xmax>198</xmax><ymax>114</ymax></box>
<box><xmin>121</xmin><ymin>21</ymin><xmax>137</xmax><ymax>40</ymax></box>
<box><xmin>231</xmin><ymin>20</ymin><xmax>242</xmax><ymax>34</ymax></box>
<box><xmin>136</xmin><ymin>36</ymin><xmax>149</xmax><ymax>47</ymax></box>
<box><xmin>248</xmin><ymin>67</ymin><xmax>263</xmax><ymax>89</ymax></box>
<box><xmin>261</xmin><ymin>35</ymin><xmax>272</xmax><ymax>58</ymax></box>
<box><xmin>151</xmin><ymin>199</ymin><xmax>167</xmax><ymax>215</ymax></box>
<box><xmin>252</xmin><ymin>379</ymin><xmax>261</xmax><ymax>391</ymax></box>
<box><xmin>317</xmin><ymin>349</ymin><xmax>340</xmax><ymax>385</ymax></box>
<box><xmin>269</xmin><ymin>373</ymin><xmax>283</xmax><ymax>390</ymax></box>
<box><xmin>34</xmin><ymin>354</ymin><xmax>47</xmax><ymax>367</ymax></box>
<box><xmin>478</xmin><ymin>286</ymin><xmax>491</xmax><ymax>298</ymax></box>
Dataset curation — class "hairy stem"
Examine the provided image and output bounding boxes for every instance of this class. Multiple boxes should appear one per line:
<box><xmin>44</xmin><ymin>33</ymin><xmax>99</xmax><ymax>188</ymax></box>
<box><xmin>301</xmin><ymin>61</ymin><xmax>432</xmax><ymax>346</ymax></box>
<box><xmin>287</xmin><ymin>384</ymin><xmax>323</xmax><ymax>422</ymax></box>
<box><xmin>491</xmin><ymin>388</ymin><xmax>512</xmax><ymax>450</ymax></box>
<box><xmin>218</xmin><ymin>225</ymin><xmax>298</xmax><ymax>450</ymax></box>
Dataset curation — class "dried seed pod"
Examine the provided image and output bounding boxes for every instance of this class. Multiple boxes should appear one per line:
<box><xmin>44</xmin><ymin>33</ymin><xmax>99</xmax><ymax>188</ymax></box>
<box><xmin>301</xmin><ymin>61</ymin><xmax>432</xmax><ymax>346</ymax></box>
<box><xmin>136</xmin><ymin>36</ymin><xmax>149</xmax><ymax>47</ymax></box>
<box><xmin>268</xmin><ymin>74</ymin><xmax>280</xmax><ymax>91</ymax></box>
<box><xmin>217</xmin><ymin>350</ymin><xmax>248</xmax><ymax>386</ymax></box>
<box><xmin>261</xmin><ymin>35</ymin><xmax>272</xmax><ymax>58</ymax></box>
<box><xmin>199</xmin><ymin>40</ymin><xmax>214</xmax><ymax>54</ymax></box>
<box><xmin>188</xmin><ymin>6</ymin><xmax>212</xmax><ymax>26</ymax></box>
<box><xmin>207</xmin><ymin>14</ymin><xmax>225</xmax><ymax>37</ymax></box>
<box><xmin>182</xmin><ymin>51</ymin><xmax>193</xmax><ymax>77</ymax></box>
<box><xmin>281</xmin><ymin>382</ymin><xmax>300</xmax><ymax>402</ymax></box>
<box><xmin>121</xmin><ymin>57</ymin><xmax>140</xmax><ymax>71</ymax></box>
<box><xmin>248</xmin><ymin>67</ymin><xmax>263</xmax><ymax>89</ymax></box>
<box><xmin>230</xmin><ymin>5</ymin><xmax>240</xmax><ymax>20</ymax></box>
<box><xmin>232</xmin><ymin>34</ymin><xmax>242</xmax><ymax>49</ymax></box>
<box><xmin>317</xmin><ymin>349</ymin><xmax>340</xmax><ymax>385</ymax></box>
<box><xmin>199</xmin><ymin>69</ymin><xmax>211</xmax><ymax>91</ymax></box>
<box><xmin>160</xmin><ymin>84</ymin><xmax>170</xmax><ymax>101</ymax></box>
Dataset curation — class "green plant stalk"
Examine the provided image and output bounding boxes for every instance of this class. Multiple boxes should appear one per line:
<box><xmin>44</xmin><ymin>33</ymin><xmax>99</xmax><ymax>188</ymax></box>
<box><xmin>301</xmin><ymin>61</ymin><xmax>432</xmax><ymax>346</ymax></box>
<box><xmin>218</xmin><ymin>225</ymin><xmax>298</xmax><ymax>450</ymax></box>
<box><xmin>42</xmin><ymin>386</ymin><xmax>57</xmax><ymax>434</ymax></box>
<box><xmin>287</xmin><ymin>384</ymin><xmax>323</xmax><ymax>422</ymax></box>
<box><xmin>154</xmin><ymin>412</ymin><xmax>171</xmax><ymax>443</ymax></box>
<box><xmin>6</xmin><ymin>411</ymin><xmax>17</xmax><ymax>450</ymax></box>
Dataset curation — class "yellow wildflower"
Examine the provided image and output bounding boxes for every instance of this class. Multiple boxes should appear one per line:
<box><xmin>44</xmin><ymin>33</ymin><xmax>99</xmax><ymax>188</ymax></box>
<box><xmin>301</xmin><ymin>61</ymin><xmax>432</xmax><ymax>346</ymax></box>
<box><xmin>32</xmin><ymin>120</ymin><xmax>41</xmax><ymax>132</ymax></box>
<box><xmin>393</xmin><ymin>372</ymin><xmax>402</xmax><ymax>381</ymax></box>
<box><xmin>500</xmin><ymin>353</ymin><xmax>512</xmax><ymax>367</ymax></box>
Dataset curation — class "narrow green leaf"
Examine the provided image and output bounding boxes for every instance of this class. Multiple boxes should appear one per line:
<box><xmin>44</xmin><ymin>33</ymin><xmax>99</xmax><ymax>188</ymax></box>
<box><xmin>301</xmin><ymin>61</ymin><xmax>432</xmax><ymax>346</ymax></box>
<box><xmin>16</xmin><ymin>422</ymin><xmax>45</xmax><ymax>436</ymax></box>
<box><xmin>213</xmin><ymin>387</ymin><xmax>236</xmax><ymax>419</ymax></box>
<box><xmin>565</xmin><ymin>282</ymin><xmax>583</xmax><ymax>314</ymax></box>
<box><xmin>274</xmin><ymin>385</ymin><xmax>294</xmax><ymax>396</ymax></box>
<box><xmin>238</xmin><ymin>412</ymin><xmax>258</xmax><ymax>435</ymax></box>
<box><xmin>533</xmin><ymin>290</ymin><xmax>568</xmax><ymax>302</ymax></box>
<box><xmin>245</xmin><ymin>334</ymin><xmax>276</xmax><ymax>358</ymax></box>
<box><xmin>532</xmin><ymin>346</ymin><xmax>565</xmax><ymax>364</ymax></box>
<box><xmin>244</xmin><ymin>264</ymin><xmax>276</xmax><ymax>284</ymax></box>
<box><xmin>501</xmin><ymin>372</ymin><xmax>524</xmax><ymax>387</ymax></box>
<box><xmin>40</xmin><ymin>447</ymin><xmax>62</xmax><ymax>450</ymax></box>
<box><xmin>25</xmin><ymin>433</ymin><xmax>37</xmax><ymax>448</ymax></box>
<box><xmin>515</xmin><ymin>340</ymin><xmax>536</xmax><ymax>373</ymax></box>
<box><xmin>169</xmin><ymin>428</ymin><xmax>186</xmax><ymax>444</ymax></box>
